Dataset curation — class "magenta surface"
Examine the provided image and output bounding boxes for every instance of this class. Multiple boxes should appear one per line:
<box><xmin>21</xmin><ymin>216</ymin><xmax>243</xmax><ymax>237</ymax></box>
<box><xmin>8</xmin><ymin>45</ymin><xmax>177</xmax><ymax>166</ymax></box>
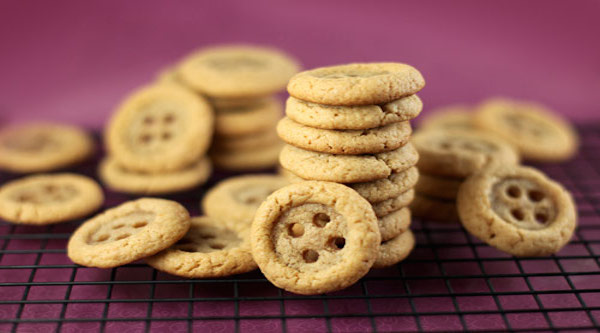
<box><xmin>0</xmin><ymin>0</ymin><xmax>599</xmax><ymax>127</ymax></box>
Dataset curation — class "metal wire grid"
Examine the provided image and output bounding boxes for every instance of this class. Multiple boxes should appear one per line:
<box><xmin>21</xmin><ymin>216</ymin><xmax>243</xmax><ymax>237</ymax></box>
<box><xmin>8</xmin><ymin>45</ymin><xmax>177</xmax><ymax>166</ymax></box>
<box><xmin>0</xmin><ymin>125</ymin><xmax>599</xmax><ymax>332</ymax></box>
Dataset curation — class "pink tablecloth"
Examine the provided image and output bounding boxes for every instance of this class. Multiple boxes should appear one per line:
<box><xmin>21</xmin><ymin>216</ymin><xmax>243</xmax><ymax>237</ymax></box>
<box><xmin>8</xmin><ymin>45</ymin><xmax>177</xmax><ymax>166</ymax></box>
<box><xmin>1</xmin><ymin>0</ymin><xmax>599</xmax><ymax>128</ymax></box>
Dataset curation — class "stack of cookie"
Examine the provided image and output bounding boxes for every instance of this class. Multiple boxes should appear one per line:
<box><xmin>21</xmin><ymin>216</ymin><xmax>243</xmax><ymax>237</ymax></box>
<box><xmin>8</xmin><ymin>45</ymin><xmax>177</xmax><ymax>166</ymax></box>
<box><xmin>100</xmin><ymin>84</ymin><xmax>214</xmax><ymax>195</ymax></box>
<box><xmin>411</xmin><ymin>130</ymin><xmax>520</xmax><ymax>222</ymax></box>
<box><xmin>175</xmin><ymin>45</ymin><xmax>300</xmax><ymax>171</ymax></box>
<box><xmin>278</xmin><ymin>63</ymin><xmax>425</xmax><ymax>267</ymax></box>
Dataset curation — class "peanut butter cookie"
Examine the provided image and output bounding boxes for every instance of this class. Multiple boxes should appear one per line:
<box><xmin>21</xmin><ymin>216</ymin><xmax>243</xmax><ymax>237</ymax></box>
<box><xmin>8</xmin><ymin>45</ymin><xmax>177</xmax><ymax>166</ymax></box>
<box><xmin>373</xmin><ymin>230</ymin><xmax>415</xmax><ymax>269</ymax></box>
<box><xmin>215</xmin><ymin>98</ymin><xmax>282</xmax><ymax>136</ymax></box>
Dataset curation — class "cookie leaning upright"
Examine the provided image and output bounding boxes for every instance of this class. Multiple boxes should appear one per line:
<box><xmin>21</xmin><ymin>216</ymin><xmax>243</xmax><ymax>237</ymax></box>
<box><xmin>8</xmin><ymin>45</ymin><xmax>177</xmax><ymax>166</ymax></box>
<box><xmin>177</xmin><ymin>44</ymin><xmax>300</xmax><ymax>171</ymax></box>
<box><xmin>251</xmin><ymin>181</ymin><xmax>380</xmax><ymax>295</ymax></box>
<box><xmin>279</xmin><ymin>62</ymin><xmax>425</xmax><ymax>269</ymax></box>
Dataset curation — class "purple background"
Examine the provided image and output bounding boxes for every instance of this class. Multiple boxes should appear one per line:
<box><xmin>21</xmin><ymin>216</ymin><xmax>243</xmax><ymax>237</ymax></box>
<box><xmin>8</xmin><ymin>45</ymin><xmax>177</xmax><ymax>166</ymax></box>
<box><xmin>1</xmin><ymin>0</ymin><xmax>600</xmax><ymax>128</ymax></box>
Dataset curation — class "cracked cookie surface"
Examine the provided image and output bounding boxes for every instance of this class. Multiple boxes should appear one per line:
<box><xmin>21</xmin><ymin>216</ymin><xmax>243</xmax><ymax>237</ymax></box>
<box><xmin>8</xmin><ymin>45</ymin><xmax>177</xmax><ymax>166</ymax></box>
<box><xmin>146</xmin><ymin>216</ymin><xmax>256</xmax><ymax>278</ymax></box>
<box><xmin>251</xmin><ymin>181</ymin><xmax>380</xmax><ymax>295</ymax></box>
<box><xmin>0</xmin><ymin>173</ymin><xmax>104</xmax><ymax>225</ymax></box>
<box><xmin>457</xmin><ymin>165</ymin><xmax>576</xmax><ymax>256</ymax></box>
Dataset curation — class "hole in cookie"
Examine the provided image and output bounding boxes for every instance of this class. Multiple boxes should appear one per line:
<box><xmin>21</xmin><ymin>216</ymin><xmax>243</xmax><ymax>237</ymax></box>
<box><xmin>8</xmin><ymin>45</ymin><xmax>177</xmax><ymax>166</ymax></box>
<box><xmin>210</xmin><ymin>243</ymin><xmax>225</xmax><ymax>250</ymax></box>
<box><xmin>17</xmin><ymin>194</ymin><xmax>34</xmax><ymax>202</ymax></box>
<box><xmin>511</xmin><ymin>209</ymin><xmax>524</xmax><ymax>221</ymax></box>
<box><xmin>163</xmin><ymin>114</ymin><xmax>175</xmax><ymax>124</ymax></box>
<box><xmin>535</xmin><ymin>212</ymin><xmax>549</xmax><ymax>224</ymax></box>
<box><xmin>176</xmin><ymin>237</ymin><xmax>194</xmax><ymax>245</ymax></box>
<box><xmin>161</xmin><ymin>132</ymin><xmax>172</xmax><ymax>140</ymax></box>
<box><xmin>112</xmin><ymin>224</ymin><xmax>124</xmax><ymax>229</ymax></box>
<box><xmin>139</xmin><ymin>134</ymin><xmax>152</xmax><ymax>143</ymax></box>
<box><xmin>287</xmin><ymin>223</ymin><xmax>304</xmax><ymax>237</ymax></box>
<box><xmin>440</xmin><ymin>142</ymin><xmax>452</xmax><ymax>150</ymax></box>
<box><xmin>506</xmin><ymin>186</ymin><xmax>521</xmax><ymax>198</ymax></box>
<box><xmin>329</xmin><ymin>237</ymin><xmax>345</xmax><ymax>250</ymax></box>
<box><xmin>143</xmin><ymin>116</ymin><xmax>154</xmax><ymax>125</ymax></box>
<box><xmin>95</xmin><ymin>234</ymin><xmax>109</xmax><ymax>242</ymax></box>
<box><xmin>242</xmin><ymin>196</ymin><xmax>261</xmax><ymax>205</ymax></box>
<box><xmin>133</xmin><ymin>221</ymin><xmax>147</xmax><ymax>228</ymax></box>
<box><xmin>490</xmin><ymin>233</ymin><xmax>496</xmax><ymax>239</ymax></box>
<box><xmin>44</xmin><ymin>184</ymin><xmax>57</xmax><ymax>193</ymax></box>
<box><xmin>179</xmin><ymin>245</ymin><xmax>198</xmax><ymax>252</ymax></box>
<box><xmin>200</xmin><ymin>233</ymin><xmax>215</xmax><ymax>239</ymax></box>
<box><xmin>115</xmin><ymin>233</ymin><xmax>130</xmax><ymax>241</ymax></box>
<box><xmin>528</xmin><ymin>190</ymin><xmax>544</xmax><ymax>202</ymax></box>
<box><xmin>302</xmin><ymin>249</ymin><xmax>319</xmax><ymax>263</ymax></box>
<box><xmin>313</xmin><ymin>213</ymin><xmax>331</xmax><ymax>227</ymax></box>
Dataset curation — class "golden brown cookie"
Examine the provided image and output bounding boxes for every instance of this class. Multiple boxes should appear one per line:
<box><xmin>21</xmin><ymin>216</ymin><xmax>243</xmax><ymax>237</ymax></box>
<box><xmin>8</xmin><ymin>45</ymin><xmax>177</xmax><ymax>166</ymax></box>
<box><xmin>106</xmin><ymin>84</ymin><xmax>214</xmax><ymax>173</ymax></box>
<box><xmin>415</xmin><ymin>173</ymin><xmax>463</xmax><ymax>200</ymax></box>
<box><xmin>178</xmin><ymin>44</ymin><xmax>300</xmax><ymax>98</ymax></box>
<box><xmin>411</xmin><ymin>194</ymin><xmax>459</xmax><ymax>223</ymax></box>
<box><xmin>67</xmin><ymin>198</ymin><xmax>190</xmax><ymax>268</ymax></box>
<box><xmin>251</xmin><ymin>181</ymin><xmax>380</xmax><ymax>295</ymax></box>
<box><xmin>99</xmin><ymin>157</ymin><xmax>211</xmax><ymax>195</ymax></box>
<box><xmin>213</xmin><ymin>129</ymin><xmax>278</xmax><ymax>151</ymax></box>
<box><xmin>419</xmin><ymin>105</ymin><xmax>476</xmax><ymax>131</ymax></box>
<box><xmin>279</xmin><ymin>143</ymin><xmax>419</xmax><ymax>183</ymax></box>
<box><xmin>0</xmin><ymin>173</ymin><xmax>104</xmax><ymax>225</ymax></box>
<box><xmin>214</xmin><ymin>98</ymin><xmax>282</xmax><ymax>136</ymax></box>
<box><xmin>373</xmin><ymin>230</ymin><xmax>415</xmax><ymax>269</ymax></box>
<box><xmin>378</xmin><ymin>207</ymin><xmax>411</xmax><ymax>241</ymax></box>
<box><xmin>277</xmin><ymin>117</ymin><xmax>412</xmax><ymax>155</ymax></box>
<box><xmin>0</xmin><ymin>123</ymin><xmax>94</xmax><ymax>173</ymax></box>
<box><xmin>211</xmin><ymin>142</ymin><xmax>282</xmax><ymax>171</ymax></box>
<box><xmin>285</xmin><ymin>95</ymin><xmax>423</xmax><ymax>130</ymax></box>
<box><xmin>145</xmin><ymin>216</ymin><xmax>256</xmax><ymax>278</ymax></box>
<box><xmin>475</xmin><ymin>98</ymin><xmax>578</xmax><ymax>162</ymax></box>
<box><xmin>287</xmin><ymin>63</ymin><xmax>425</xmax><ymax>106</ymax></box>
<box><xmin>202</xmin><ymin>174</ymin><xmax>289</xmax><ymax>230</ymax></box>
<box><xmin>372</xmin><ymin>190</ymin><xmax>415</xmax><ymax>218</ymax></box>
<box><xmin>209</xmin><ymin>95</ymin><xmax>272</xmax><ymax>109</ymax></box>
<box><xmin>412</xmin><ymin>129</ymin><xmax>519</xmax><ymax>178</ymax></box>
<box><xmin>457</xmin><ymin>165</ymin><xmax>576</xmax><ymax>256</ymax></box>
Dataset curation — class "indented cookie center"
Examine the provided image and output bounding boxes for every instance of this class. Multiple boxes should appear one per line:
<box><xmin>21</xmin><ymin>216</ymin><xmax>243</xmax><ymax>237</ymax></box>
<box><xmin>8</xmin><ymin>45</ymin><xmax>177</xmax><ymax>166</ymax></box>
<box><xmin>174</xmin><ymin>224</ymin><xmax>240</xmax><ymax>253</ymax></box>
<box><xmin>206</xmin><ymin>56</ymin><xmax>268</xmax><ymax>70</ymax></box>
<box><xmin>271</xmin><ymin>203</ymin><xmax>347</xmax><ymax>273</ymax></box>
<box><xmin>88</xmin><ymin>211</ymin><xmax>155</xmax><ymax>244</ymax></box>
<box><xmin>316</xmin><ymin>70</ymin><xmax>389</xmax><ymax>79</ymax></box>
<box><xmin>3</xmin><ymin>132</ymin><xmax>59</xmax><ymax>152</ymax></box>
<box><xmin>234</xmin><ymin>185</ymin><xmax>276</xmax><ymax>206</ymax></box>
<box><xmin>490</xmin><ymin>178</ymin><xmax>557</xmax><ymax>230</ymax></box>
<box><xmin>503</xmin><ymin>113</ymin><xmax>549</xmax><ymax>137</ymax></box>
<box><xmin>11</xmin><ymin>183</ymin><xmax>78</xmax><ymax>204</ymax></box>
<box><xmin>128</xmin><ymin>102</ymin><xmax>182</xmax><ymax>153</ymax></box>
<box><xmin>435</xmin><ymin>137</ymin><xmax>497</xmax><ymax>154</ymax></box>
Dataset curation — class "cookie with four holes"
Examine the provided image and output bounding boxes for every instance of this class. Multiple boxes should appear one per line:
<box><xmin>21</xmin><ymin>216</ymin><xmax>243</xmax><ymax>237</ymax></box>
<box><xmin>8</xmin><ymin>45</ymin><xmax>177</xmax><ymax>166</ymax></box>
<box><xmin>457</xmin><ymin>165</ymin><xmax>576</xmax><ymax>257</ymax></box>
<box><xmin>146</xmin><ymin>216</ymin><xmax>257</xmax><ymax>278</ymax></box>
<box><xmin>99</xmin><ymin>157</ymin><xmax>212</xmax><ymax>195</ymax></box>
<box><xmin>67</xmin><ymin>198</ymin><xmax>191</xmax><ymax>268</ymax></box>
<box><xmin>285</xmin><ymin>94</ymin><xmax>423</xmax><ymax>130</ymax></box>
<box><xmin>0</xmin><ymin>173</ymin><xmax>104</xmax><ymax>225</ymax></box>
<box><xmin>251</xmin><ymin>181</ymin><xmax>380</xmax><ymax>295</ymax></box>
<box><xmin>419</xmin><ymin>105</ymin><xmax>476</xmax><ymax>132</ymax></box>
<box><xmin>202</xmin><ymin>174</ymin><xmax>289</xmax><ymax>230</ymax></box>
<box><xmin>0</xmin><ymin>123</ymin><xmax>94</xmax><ymax>173</ymax></box>
<box><xmin>106</xmin><ymin>84</ymin><xmax>214</xmax><ymax>173</ymax></box>
<box><xmin>412</xmin><ymin>130</ymin><xmax>519</xmax><ymax>178</ymax></box>
<box><xmin>287</xmin><ymin>63</ymin><xmax>425</xmax><ymax>106</ymax></box>
<box><xmin>277</xmin><ymin>117</ymin><xmax>412</xmax><ymax>155</ymax></box>
<box><xmin>177</xmin><ymin>44</ymin><xmax>300</xmax><ymax>98</ymax></box>
<box><xmin>373</xmin><ymin>230</ymin><xmax>415</xmax><ymax>269</ymax></box>
<box><xmin>475</xmin><ymin>98</ymin><xmax>578</xmax><ymax>162</ymax></box>
<box><xmin>279</xmin><ymin>143</ymin><xmax>419</xmax><ymax>183</ymax></box>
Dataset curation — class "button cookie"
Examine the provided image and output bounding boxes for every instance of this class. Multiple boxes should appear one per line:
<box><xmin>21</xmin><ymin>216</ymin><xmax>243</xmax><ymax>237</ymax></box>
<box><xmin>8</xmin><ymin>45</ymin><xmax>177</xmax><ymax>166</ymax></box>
<box><xmin>251</xmin><ymin>181</ymin><xmax>380</xmax><ymax>295</ymax></box>
<box><xmin>0</xmin><ymin>173</ymin><xmax>103</xmax><ymax>225</ymax></box>
<box><xmin>419</xmin><ymin>105</ymin><xmax>476</xmax><ymax>131</ymax></box>
<box><xmin>67</xmin><ymin>198</ymin><xmax>190</xmax><ymax>268</ymax></box>
<box><xmin>411</xmin><ymin>194</ymin><xmax>459</xmax><ymax>223</ymax></box>
<box><xmin>372</xmin><ymin>190</ymin><xmax>415</xmax><ymax>218</ymax></box>
<box><xmin>209</xmin><ymin>95</ymin><xmax>272</xmax><ymax>109</ymax></box>
<box><xmin>475</xmin><ymin>98</ymin><xmax>578</xmax><ymax>162</ymax></box>
<box><xmin>178</xmin><ymin>44</ymin><xmax>300</xmax><ymax>98</ymax></box>
<box><xmin>285</xmin><ymin>95</ymin><xmax>423</xmax><ymax>130</ymax></box>
<box><xmin>377</xmin><ymin>207</ymin><xmax>411</xmax><ymax>241</ymax></box>
<box><xmin>211</xmin><ymin>142</ymin><xmax>282</xmax><ymax>171</ymax></box>
<box><xmin>373</xmin><ymin>230</ymin><xmax>415</xmax><ymax>269</ymax></box>
<box><xmin>106</xmin><ymin>84</ymin><xmax>214</xmax><ymax>173</ymax></box>
<box><xmin>202</xmin><ymin>175</ymin><xmax>289</xmax><ymax>230</ymax></box>
<box><xmin>213</xmin><ymin>129</ymin><xmax>278</xmax><ymax>151</ymax></box>
<box><xmin>457</xmin><ymin>165</ymin><xmax>576</xmax><ymax>256</ymax></box>
<box><xmin>281</xmin><ymin>166</ymin><xmax>420</xmax><ymax>204</ymax></box>
<box><xmin>0</xmin><ymin>123</ymin><xmax>94</xmax><ymax>173</ymax></box>
<box><xmin>277</xmin><ymin>117</ymin><xmax>412</xmax><ymax>155</ymax></box>
<box><xmin>215</xmin><ymin>98</ymin><xmax>282</xmax><ymax>137</ymax></box>
<box><xmin>279</xmin><ymin>143</ymin><xmax>419</xmax><ymax>183</ymax></box>
<box><xmin>413</xmin><ymin>130</ymin><xmax>519</xmax><ymax>178</ymax></box>
<box><xmin>99</xmin><ymin>157</ymin><xmax>211</xmax><ymax>195</ymax></box>
<box><xmin>415</xmin><ymin>173</ymin><xmax>462</xmax><ymax>200</ymax></box>
<box><xmin>287</xmin><ymin>63</ymin><xmax>425</xmax><ymax>106</ymax></box>
<box><xmin>146</xmin><ymin>216</ymin><xmax>256</xmax><ymax>278</ymax></box>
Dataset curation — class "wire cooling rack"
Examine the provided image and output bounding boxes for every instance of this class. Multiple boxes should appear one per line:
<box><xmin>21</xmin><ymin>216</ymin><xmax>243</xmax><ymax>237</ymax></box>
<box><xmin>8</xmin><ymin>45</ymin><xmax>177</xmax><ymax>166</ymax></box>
<box><xmin>1</xmin><ymin>124</ymin><xmax>599</xmax><ymax>333</ymax></box>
